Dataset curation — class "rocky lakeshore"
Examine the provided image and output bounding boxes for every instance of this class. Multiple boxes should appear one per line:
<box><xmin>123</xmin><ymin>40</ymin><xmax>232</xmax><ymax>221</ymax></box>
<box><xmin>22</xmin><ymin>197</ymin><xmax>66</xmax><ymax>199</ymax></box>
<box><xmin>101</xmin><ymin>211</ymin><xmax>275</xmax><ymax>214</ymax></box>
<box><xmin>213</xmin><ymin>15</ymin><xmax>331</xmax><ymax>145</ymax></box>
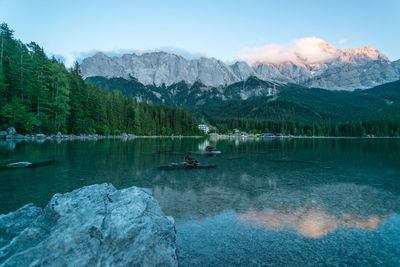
<box><xmin>0</xmin><ymin>184</ymin><xmax>178</xmax><ymax>266</ymax></box>
<box><xmin>0</xmin><ymin>127</ymin><xmax>202</xmax><ymax>142</ymax></box>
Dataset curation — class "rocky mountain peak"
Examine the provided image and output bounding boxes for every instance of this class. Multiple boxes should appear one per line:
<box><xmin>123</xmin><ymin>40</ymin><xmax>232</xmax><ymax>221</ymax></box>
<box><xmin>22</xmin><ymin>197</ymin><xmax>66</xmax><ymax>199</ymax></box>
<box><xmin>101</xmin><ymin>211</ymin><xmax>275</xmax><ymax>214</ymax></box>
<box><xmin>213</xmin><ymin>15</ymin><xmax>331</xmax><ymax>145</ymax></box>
<box><xmin>92</xmin><ymin>51</ymin><xmax>109</xmax><ymax>59</ymax></box>
<box><xmin>337</xmin><ymin>46</ymin><xmax>389</xmax><ymax>63</ymax></box>
<box><xmin>81</xmin><ymin>44</ymin><xmax>400</xmax><ymax>91</ymax></box>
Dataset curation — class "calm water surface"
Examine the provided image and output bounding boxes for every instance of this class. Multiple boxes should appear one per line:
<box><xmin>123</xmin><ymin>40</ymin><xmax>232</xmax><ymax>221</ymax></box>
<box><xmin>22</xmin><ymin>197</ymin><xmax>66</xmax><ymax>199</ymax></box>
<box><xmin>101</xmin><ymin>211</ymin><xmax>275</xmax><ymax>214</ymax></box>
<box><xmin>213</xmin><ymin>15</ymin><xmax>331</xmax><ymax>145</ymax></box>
<box><xmin>1</xmin><ymin>138</ymin><xmax>400</xmax><ymax>266</ymax></box>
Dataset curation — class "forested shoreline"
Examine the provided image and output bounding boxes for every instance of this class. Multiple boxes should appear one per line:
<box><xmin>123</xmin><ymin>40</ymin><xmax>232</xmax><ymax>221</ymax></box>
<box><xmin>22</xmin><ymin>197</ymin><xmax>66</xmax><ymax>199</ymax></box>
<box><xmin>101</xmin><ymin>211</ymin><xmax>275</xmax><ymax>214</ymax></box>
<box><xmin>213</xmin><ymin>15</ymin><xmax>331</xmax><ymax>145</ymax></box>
<box><xmin>213</xmin><ymin>117</ymin><xmax>400</xmax><ymax>137</ymax></box>
<box><xmin>0</xmin><ymin>24</ymin><xmax>200</xmax><ymax>136</ymax></box>
<box><xmin>92</xmin><ymin>72</ymin><xmax>400</xmax><ymax>137</ymax></box>
<box><xmin>199</xmin><ymin>80</ymin><xmax>400</xmax><ymax>137</ymax></box>
<box><xmin>1</xmin><ymin>22</ymin><xmax>399</xmax><ymax>138</ymax></box>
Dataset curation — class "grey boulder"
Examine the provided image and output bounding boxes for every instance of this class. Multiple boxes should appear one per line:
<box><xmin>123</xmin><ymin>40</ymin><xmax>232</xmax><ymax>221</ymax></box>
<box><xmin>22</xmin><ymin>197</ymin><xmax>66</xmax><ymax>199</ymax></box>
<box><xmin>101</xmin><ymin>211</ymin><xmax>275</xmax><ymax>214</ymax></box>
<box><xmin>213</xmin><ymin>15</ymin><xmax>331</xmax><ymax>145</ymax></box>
<box><xmin>5</xmin><ymin>134</ymin><xmax>25</xmax><ymax>140</ymax></box>
<box><xmin>0</xmin><ymin>131</ymin><xmax>7</xmax><ymax>139</ymax></box>
<box><xmin>35</xmin><ymin>133</ymin><xmax>46</xmax><ymax>139</ymax></box>
<box><xmin>0</xmin><ymin>183</ymin><xmax>178</xmax><ymax>266</ymax></box>
<box><xmin>6</xmin><ymin>127</ymin><xmax>16</xmax><ymax>135</ymax></box>
<box><xmin>5</xmin><ymin>161</ymin><xmax>32</xmax><ymax>168</ymax></box>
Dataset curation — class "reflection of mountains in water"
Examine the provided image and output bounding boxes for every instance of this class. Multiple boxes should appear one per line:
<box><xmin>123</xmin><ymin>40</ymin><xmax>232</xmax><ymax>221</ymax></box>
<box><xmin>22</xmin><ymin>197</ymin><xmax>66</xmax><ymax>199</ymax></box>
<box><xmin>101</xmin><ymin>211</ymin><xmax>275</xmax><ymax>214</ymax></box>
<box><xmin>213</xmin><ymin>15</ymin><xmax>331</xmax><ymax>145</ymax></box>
<box><xmin>151</xmin><ymin>182</ymin><xmax>399</xmax><ymax>237</ymax></box>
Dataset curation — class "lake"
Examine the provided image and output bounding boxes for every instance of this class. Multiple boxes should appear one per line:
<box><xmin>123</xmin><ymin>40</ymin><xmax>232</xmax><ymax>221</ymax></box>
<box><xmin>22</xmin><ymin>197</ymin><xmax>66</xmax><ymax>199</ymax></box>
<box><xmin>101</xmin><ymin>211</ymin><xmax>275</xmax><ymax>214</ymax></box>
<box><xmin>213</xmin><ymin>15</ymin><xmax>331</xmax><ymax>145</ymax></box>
<box><xmin>1</xmin><ymin>138</ymin><xmax>400</xmax><ymax>266</ymax></box>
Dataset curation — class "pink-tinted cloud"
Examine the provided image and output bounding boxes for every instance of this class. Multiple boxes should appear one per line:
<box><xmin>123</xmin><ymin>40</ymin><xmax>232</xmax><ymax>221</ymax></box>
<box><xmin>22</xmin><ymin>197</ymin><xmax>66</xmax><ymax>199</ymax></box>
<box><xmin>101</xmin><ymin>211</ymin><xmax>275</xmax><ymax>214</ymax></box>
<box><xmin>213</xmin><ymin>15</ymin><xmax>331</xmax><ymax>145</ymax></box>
<box><xmin>238</xmin><ymin>37</ymin><xmax>338</xmax><ymax>66</ymax></box>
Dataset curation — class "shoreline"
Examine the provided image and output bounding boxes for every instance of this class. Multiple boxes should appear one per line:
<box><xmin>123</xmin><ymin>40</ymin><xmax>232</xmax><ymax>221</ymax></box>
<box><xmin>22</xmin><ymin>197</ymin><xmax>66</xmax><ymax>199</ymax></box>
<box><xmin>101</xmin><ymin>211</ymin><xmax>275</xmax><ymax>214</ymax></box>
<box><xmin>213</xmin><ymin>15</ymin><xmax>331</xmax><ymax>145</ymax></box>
<box><xmin>1</xmin><ymin>126</ymin><xmax>399</xmax><ymax>142</ymax></box>
<box><xmin>1</xmin><ymin>134</ymin><xmax>400</xmax><ymax>142</ymax></box>
<box><xmin>0</xmin><ymin>128</ymin><xmax>204</xmax><ymax>142</ymax></box>
<box><xmin>0</xmin><ymin>133</ymin><xmax>204</xmax><ymax>141</ymax></box>
<box><xmin>210</xmin><ymin>134</ymin><xmax>400</xmax><ymax>139</ymax></box>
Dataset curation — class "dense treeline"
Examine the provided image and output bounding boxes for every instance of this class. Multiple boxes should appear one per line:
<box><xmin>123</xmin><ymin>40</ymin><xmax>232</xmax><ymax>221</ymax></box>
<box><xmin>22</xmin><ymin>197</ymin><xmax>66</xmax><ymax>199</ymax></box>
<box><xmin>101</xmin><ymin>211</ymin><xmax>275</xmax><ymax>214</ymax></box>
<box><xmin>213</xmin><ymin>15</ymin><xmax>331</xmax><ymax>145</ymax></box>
<box><xmin>214</xmin><ymin>118</ymin><xmax>400</xmax><ymax>136</ymax></box>
<box><xmin>199</xmin><ymin>78</ymin><xmax>400</xmax><ymax>136</ymax></box>
<box><xmin>0</xmin><ymin>23</ymin><xmax>200</xmax><ymax>136</ymax></box>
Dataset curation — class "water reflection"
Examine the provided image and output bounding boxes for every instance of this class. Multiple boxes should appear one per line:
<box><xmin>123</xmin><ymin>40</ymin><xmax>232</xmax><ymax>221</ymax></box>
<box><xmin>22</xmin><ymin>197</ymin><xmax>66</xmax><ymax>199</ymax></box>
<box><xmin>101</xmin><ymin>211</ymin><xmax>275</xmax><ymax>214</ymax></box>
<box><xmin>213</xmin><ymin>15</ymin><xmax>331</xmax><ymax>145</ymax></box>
<box><xmin>198</xmin><ymin>139</ymin><xmax>210</xmax><ymax>151</ymax></box>
<box><xmin>1</xmin><ymin>138</ymin><xmax>400</xmax><ymax>265</ymax></box>
<box><xmin>0</xmin><ymin>140</ymin><xmax>17</xmax><ymax>150</ymax></box>
<box><xmin>152</xmin><ymin>182</ymin><xmax>398</xmax><ymax>238</ymax></box>
<box><xmin>239</xmin><ymin>208</ymin><xmax>384</xmax><ymax>238</ymax></box>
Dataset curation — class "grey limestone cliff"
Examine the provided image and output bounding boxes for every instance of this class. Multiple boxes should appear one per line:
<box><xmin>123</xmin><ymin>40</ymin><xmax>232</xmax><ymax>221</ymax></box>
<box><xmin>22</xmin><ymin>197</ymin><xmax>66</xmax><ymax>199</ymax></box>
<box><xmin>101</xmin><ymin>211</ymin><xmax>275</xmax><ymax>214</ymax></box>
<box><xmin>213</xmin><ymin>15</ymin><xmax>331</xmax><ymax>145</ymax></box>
<box><xmin>81</xmin><ymin>45</ymin><xmax>400</xmax><ymax>91</ymax></box>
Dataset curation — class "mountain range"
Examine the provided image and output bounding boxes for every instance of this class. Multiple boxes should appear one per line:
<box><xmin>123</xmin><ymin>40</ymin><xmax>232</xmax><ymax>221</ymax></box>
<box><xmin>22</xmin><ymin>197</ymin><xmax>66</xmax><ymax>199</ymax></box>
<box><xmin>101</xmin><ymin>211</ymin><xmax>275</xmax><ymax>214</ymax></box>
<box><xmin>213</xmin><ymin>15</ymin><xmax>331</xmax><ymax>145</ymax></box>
<box><xmin>88</xmin><ymin>76</ymin><xmax>400</xmax><ymax>125</ymax></box>
<box><xmin>81</xmin><ymin>40</ymin><xmax>400</xmax><ymax>91</ymax></box>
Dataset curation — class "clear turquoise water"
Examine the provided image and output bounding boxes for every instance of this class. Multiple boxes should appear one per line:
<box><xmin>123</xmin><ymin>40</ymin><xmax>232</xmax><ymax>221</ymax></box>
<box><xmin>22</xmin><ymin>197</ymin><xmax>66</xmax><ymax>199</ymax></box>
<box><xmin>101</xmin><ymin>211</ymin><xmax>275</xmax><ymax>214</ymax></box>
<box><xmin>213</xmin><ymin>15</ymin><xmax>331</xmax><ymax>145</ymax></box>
<box><xmin>1</xmin><ymin>138</ymin><xmax>400</xmax><ymax>266</ymax></box>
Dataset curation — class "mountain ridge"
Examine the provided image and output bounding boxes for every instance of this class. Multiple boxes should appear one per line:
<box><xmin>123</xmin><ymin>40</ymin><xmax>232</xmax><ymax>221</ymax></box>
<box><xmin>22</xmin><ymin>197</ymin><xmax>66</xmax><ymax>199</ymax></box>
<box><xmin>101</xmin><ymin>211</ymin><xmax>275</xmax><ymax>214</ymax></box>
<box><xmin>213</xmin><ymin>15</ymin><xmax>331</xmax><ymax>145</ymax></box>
<box><xmin>81</xmin><ymin>41</ymin><xmax>400</xmax><ymax>90</ymax></box>
<box><xmin>88</xmin><ymin>75</ymin><xmax>400</xmax><ymax>124</ymax></box>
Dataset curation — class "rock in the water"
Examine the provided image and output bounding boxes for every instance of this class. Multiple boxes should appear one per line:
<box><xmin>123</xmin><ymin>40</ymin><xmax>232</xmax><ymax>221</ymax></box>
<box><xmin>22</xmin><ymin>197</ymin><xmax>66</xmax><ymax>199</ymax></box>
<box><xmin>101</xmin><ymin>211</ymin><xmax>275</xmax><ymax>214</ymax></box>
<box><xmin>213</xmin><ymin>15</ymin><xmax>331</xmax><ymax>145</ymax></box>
<box><xmin>5</xmin><ymin>161</ymin><xmax>32</xmax><ymax>168</ymax></box>
<box><xmin>6</xmin><ymin>127</ymin><xmax>16</xmax><ymax>135</ymax></box>
<box><xmin>5</xmin><ymin>134</ymin><xmax>25</xmax><ymax>140</ymax></box>
<box><xmin>0</xmin><ymin>131</ymin><xmax>7</xmax><ymax>139</ymax></box>
<box><xmin>35</xmin><ymin>133</ymin><xmax>46</xmax><ymax>139</ymax></box>
<box><xmin>0</xmin><ymin>183</ymin><xmax>178</xmax><ymax>266</ymax></box>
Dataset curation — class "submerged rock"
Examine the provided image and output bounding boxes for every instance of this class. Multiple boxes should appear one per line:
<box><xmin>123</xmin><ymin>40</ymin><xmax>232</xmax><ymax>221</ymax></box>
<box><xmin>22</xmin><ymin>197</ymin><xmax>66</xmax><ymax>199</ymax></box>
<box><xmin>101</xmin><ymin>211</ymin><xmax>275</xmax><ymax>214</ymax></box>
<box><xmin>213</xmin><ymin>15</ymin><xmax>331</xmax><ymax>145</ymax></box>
<box><xmin>6</xmin><ymin>127</ymin><xmax>16</xmax><ymax>135</ymax></box>
<box><xmin>5</xmin><ymin>134</ymin><xmax>25</xmax><ymax>140</ymax></box>
<box><xmin>0</xmin><ymin>183</ymin><xmax>178</xmax><ymax>266</ymax></box>
<box><xmin>35</xmin><ymin>133</ymin><xmax>46</xmax><ymax>139</ymax></box>
<box><xmin>5</xmin><ymin>161</ymin><xmax>32</xmax><ymax>168</ymax></box>
<box><xmin>0</xmin><ymin>131</ymin><xmax>7</xmax><ymax>139</ymax></box>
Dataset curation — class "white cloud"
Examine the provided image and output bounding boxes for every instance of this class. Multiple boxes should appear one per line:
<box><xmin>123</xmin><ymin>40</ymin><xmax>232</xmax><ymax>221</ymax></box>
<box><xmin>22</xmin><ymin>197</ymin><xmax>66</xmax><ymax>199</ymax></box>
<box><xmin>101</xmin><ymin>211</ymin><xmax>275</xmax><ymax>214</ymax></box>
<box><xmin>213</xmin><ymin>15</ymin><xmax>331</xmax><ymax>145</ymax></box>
<box><xmin>338</xmin><ymin>39</ymin><xmax>347</xmax><ymax>45</ymax></box>
<box><xmin>238</xmin><ymin>37</ymin><xmax>338</xmax><ymax>66</ymax></box>
<box><xmin>62</xmin><ymin>47</ymin><xmax>207</xmax><ymax>68</ymax></box>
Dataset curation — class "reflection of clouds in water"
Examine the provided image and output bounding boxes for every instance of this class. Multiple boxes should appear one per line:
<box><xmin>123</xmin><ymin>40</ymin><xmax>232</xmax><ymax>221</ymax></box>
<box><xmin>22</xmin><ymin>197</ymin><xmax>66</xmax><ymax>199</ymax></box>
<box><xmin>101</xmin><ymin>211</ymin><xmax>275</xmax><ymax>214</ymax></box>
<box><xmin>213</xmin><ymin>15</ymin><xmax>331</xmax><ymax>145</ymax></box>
<box><xmin>152</xmin><ymin>180</ymin><xmax>398</xmax><ymax>238</ymax></box>
<box><xmin>251</xmin><ymin>183</ymin><xmax>399</xmax><ymax>220</ymax></box>
<box><xmin>238</xmin><ymin>207</ymin><xmax>384</xmax><ymax>238</ymax></box>
<box><xmin>238</xmin><ymin>183</ymin><xmax>396</xmax><ymax>238</ymax></box>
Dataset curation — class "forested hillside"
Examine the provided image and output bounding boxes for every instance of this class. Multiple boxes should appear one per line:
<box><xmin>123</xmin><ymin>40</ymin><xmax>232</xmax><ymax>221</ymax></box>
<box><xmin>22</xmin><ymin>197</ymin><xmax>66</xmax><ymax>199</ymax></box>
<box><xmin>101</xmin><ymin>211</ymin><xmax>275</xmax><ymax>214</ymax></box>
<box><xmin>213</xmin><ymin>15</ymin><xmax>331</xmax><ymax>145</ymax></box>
<box><xmin>0</xmin><ymin>23</ymin><xmax>200</xmax><ymax>136</ymax></box>
<box><xmin>2</xmin><ymin>21</ymin><xmax>398</xmax><ymax>137</ymax></box>
<box><xmin>90</xmin><ymin>74</ymin><xmax>400</xmax><ymax>136</ymax></box>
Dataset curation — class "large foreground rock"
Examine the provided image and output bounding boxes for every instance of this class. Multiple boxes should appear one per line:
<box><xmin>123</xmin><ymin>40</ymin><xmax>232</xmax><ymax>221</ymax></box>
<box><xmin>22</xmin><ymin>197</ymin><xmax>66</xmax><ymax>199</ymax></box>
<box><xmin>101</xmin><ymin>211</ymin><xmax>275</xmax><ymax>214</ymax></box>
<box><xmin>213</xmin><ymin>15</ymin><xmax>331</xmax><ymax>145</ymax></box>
<box><xmin>0</xmin><ymin>184</ymin><xmax>178</xmax><ymax>266</ymax></box>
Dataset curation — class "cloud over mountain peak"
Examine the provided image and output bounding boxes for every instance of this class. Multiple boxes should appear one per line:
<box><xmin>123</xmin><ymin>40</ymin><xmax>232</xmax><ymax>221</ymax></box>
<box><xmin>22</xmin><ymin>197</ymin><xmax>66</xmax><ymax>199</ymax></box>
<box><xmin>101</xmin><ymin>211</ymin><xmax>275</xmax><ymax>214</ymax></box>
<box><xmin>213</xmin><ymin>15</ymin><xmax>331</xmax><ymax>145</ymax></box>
<box><xmin>238</xmin><ymin>37</ymin><xmax>386</xmax><ymax>67</ymax></box>
<box><xmin>81</xmin><ymin>38</ymin><xmax>398</xmax><ymax>91</ymax></box>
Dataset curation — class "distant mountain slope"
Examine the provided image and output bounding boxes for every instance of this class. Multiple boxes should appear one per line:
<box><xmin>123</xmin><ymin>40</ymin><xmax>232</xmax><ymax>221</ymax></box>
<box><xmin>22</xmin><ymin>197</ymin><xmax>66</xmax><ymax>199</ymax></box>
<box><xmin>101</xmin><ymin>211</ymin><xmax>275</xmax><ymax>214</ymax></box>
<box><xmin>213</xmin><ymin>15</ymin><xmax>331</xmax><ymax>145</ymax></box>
<box><xmin>88</xmin><ymin>76</ymin><xmax>400</xmax><ymax>123</ymax></box>
<box><xmin>88</xmin><ymin>76</ymin><xmax>283</xmax><ymax>107</ymax></box>
<box><xmin>81</xmin><ymin>41</ymin><xmax>400</xmax><ymax>90</ymax></box>
<box><xmin>197</xmin><ymin>80</ymin><xmax>400</xmax><ymax>123</ymax></box>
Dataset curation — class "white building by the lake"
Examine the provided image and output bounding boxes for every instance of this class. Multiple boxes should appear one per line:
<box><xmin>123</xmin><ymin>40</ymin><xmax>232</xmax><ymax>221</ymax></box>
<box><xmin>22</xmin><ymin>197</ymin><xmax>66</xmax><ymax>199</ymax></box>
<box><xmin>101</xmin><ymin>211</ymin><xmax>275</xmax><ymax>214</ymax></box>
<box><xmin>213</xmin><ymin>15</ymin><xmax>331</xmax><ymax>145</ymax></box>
<box><xmin>198</xmin><ymin>124</ymin><xmax>210</xmax><ymax>133</ymax></box>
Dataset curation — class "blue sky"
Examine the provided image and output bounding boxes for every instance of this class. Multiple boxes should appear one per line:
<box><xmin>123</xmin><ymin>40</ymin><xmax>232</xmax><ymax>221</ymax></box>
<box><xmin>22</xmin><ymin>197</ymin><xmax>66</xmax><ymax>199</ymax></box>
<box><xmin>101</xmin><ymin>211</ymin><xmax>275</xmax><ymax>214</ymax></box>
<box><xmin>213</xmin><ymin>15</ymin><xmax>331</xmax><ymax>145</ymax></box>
<box><xmin>1</xmin><ymin>0</ymin><xmax>399</xmax><ymax>66</ymax></box>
